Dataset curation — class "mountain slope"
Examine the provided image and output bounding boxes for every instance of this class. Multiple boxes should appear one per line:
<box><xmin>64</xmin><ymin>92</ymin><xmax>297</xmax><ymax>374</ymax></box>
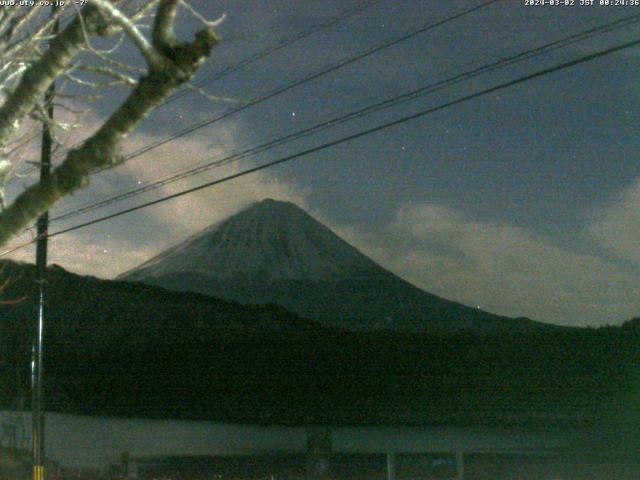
<box><xmin>121</xmin><ymin>199</ymin><xmax>554</xmax><ymax>333</ymax></box>
<box><xmin>123</xmin><ymin>199</ymin><xmax>381</xmax><ymax>282</ymax></box>
<box><xmin>1</xmin><ymin>260</ymin><xmax>634</xmax><ymax>429</ymax></box>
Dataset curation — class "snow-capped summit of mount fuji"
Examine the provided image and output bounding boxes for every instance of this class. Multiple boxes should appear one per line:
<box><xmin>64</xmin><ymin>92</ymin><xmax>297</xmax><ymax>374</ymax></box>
<box><xmin>121</xmin><ymin>199</ymin><xmax>556</xmax><ymax>333</ymax></box>
<box><xmin>123</xmin><ymin>198</ymin><xmax>380</xmax><ymax>283</ymax></box>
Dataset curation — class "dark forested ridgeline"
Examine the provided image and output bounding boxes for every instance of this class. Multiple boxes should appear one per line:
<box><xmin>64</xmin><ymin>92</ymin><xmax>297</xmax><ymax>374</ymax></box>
<box><xmin>0</xmin><ymin>260</ymin><xmax>638</xmax><ymax>440</ymax></box>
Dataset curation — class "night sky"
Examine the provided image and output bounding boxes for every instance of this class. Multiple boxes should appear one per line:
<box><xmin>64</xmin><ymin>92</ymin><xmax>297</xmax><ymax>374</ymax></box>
<box><xmin>6</xmin><ymin>0</ymin><xmax>640</xmax><ymax>327</ymax></box>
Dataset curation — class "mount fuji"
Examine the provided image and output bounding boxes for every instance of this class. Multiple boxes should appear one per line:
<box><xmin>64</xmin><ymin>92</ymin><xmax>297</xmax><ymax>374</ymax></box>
<box><xmin>120</xmin><ymin>199</ymin><xmax>552</xmax><ymax>333</ymax></box>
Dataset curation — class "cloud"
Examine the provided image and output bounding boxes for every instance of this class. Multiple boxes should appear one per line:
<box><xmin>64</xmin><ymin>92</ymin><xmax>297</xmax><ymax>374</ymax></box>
<box><xmin>4</xmin><ymin>92</ymin><xmax>637</xmax><ymax>327</ymax></box>
<box><xmin>4</xmin><ymin>112</ymin><xmax>311</xmax><ymax>278</ymax></box>
<box><xmin>5</xmin><ymin>232</ymin><xmax>153</xmax><ymax>279</ymax></box>
<box><xmin>335</xmin><ymin>201</ymin><xmax>639</xmax><ymax>327</ymax></box>
<box><xmin>587</xmin><ymin>177</ymin><xmax>640</xmax><ymax>267</ymax></box>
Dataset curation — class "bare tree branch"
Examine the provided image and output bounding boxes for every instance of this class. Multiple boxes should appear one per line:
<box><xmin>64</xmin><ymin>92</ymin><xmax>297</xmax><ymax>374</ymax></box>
<box><xmin>0</xmin><ymin>5</ymin><xmax>108</xmax><ymax>147</ymax></box>
<box><xmin>0</xmin><ymin>266</ymin><xmax>27</xmax><ymax>304</ymax></box>
<box><xmin>180</xmin><ymin>1</ymin><xmax>226</xmax><ymax>30</ymax></box>
<box><xmin>74</xmin><ymin>64</ymin><xmax>138</xmax><ymax>87</ymax></box>
<box><xmin>0</xmin><ymin>1</ymin><xmax>221</xmax><ymax>247</ymax></box>
<box><xmin>90</xmin><ymin>0</ymin><xmax>164</xmax><ymax>68</ymax></box>
<box><xmin>153</xmin><ymin>0</ymin><xmax>179</xmax><ymax>49</ymax></box>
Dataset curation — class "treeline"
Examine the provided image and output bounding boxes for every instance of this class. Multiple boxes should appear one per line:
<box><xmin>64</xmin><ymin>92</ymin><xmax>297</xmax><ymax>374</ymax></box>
<box><xmin>0</xmin><ymin>260</ymin><xmax>637</xmax><ymax>431</ymax></box>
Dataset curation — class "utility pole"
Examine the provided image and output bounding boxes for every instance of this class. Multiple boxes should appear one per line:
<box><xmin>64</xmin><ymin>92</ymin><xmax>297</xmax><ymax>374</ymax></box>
<box><xmin>33</xmin><ymin>8</ymin><xmax>58</xmax><ymax>480</ymax></box>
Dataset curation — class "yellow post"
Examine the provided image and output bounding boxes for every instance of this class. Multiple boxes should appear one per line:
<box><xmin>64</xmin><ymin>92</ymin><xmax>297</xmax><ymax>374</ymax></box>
<box><xmin>33</xmin><ymin>464</ymin><xmax>44</xmax><ymax>480</ymax></box>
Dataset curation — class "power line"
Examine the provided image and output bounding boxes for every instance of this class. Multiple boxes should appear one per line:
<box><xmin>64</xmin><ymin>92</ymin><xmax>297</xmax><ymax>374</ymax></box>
<box><xmin>48</xmin><ymin>12</ymin><xmax>640</xmax><ymax>225</ymax></box>
<box><xmin>0</xmin><ymin>0</ymin><xmax>515</xmax><ymax>248</ymax></box>
<box><xmin>44</xmin><ymin>0</ymin><xmax>502</xmax><ymax>221</ymax></box>
<box><xmin>0</xmin><ymin>233</ymin><xmax>45</xmax><ymax>258</ymax></box>
<box><xmin>19</xmin><ymin>0</ymin><xmax>500</xmax><ymax>224</ymax></box>
<box><xmin>20</xmin><ymin>0</ymin><xmax>385</xmax><ymax>175</ymax></box>
<box><xmin>111</xmin><ymin>0</ymin><xmax>501</xmax><ymax>167</ymax></box>
<box><xmin>44</xmin><ymin>36</ymin><xmax>640</xmax><ymax>241</ymax></box>
<box><xmin>164</xmin><ymin>0</ymin><xmax>386</xmax><ymax>106</ymax></box>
